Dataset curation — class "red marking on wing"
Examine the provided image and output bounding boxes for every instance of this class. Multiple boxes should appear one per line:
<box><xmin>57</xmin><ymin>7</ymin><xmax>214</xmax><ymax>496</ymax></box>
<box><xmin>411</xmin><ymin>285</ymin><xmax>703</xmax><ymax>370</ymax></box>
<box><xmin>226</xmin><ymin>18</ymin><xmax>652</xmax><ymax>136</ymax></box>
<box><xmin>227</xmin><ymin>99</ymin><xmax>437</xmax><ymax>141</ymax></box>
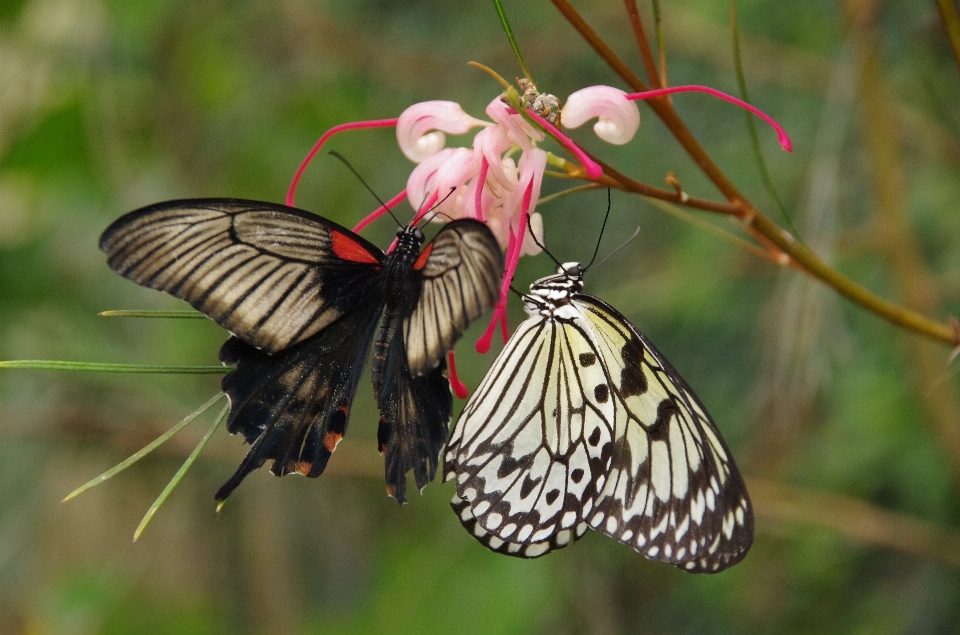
<box><xmin>294</xmin><ymin>461</ymin><xmax>313</xmax><ymax>475</ymax></box>
<box><xmin>323</xmin><ymin>431</ymin><xmax>343</xmax><ymax>452</ymax></box>
<box><xmin>331</xmin><ymin>231</ymin><xmax>380</xmax><ymax>264</ymax></box>
<box><xmin>413</xmin><ymin>243</ymin><xmax>433</xmax><ymax>270</ymax></box>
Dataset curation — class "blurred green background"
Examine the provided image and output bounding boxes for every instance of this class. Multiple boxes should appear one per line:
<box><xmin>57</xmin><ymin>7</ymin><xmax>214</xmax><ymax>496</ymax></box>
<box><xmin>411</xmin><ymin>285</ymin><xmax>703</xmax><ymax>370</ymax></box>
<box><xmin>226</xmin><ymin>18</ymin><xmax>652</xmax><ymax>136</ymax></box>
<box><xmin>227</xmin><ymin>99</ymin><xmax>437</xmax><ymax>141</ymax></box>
<box><xmin>2</xmin><ymin>0</ymin><xmax>960</xmax><ymax>633</ymax></box>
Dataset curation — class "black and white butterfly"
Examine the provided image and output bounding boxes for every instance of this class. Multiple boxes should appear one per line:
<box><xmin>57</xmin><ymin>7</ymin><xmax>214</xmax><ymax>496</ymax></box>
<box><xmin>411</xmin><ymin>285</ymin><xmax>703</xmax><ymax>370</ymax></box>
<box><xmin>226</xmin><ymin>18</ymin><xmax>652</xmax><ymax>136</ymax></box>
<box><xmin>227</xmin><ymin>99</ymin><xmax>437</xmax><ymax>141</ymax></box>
<box><xmin>100</xmin><ymin>198</ymin><xmax>503</xmax><ymax>504</ymax></box>
<box><xmin>444</xmin><ymin>261</ymin><xmax>752</xmax><ymax>572</ymax></box>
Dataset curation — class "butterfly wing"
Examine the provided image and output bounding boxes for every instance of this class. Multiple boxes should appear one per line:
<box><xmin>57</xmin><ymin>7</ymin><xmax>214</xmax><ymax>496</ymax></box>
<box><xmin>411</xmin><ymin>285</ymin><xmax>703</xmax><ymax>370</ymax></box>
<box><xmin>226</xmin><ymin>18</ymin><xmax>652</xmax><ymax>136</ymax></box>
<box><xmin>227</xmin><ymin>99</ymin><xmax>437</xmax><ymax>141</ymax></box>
<box><xmin>575</xmin><ymin>295</ymin><xmax>753</xmax><ymax>573</ymax></box>
<box><xmin>370</xmin><ymin>219</ymin><xmax>501</xmax><ymax>503</ymax></box>
<box><xmin>214</xmin><ymin>301</ymin><xmax>383</xmax><ymax>501</ymax></box>
<box><xmin>404</xmin><ymin>219</ymin><xmax>503</xmax><ymax>376</ymax></box>
<box><xmin>445</xmin><ymin>311</ymin><xmax>615</xmax><ymax>551</ymax></box>
<box><xmin>449</xmin><ymin>492</ymin><xmax>587</xmax><ymax>558</ymax></box>
<box><xmin>99</xmin><ymin>198</ymin><xmax>384</xmax><ymax>354</ymax></box>
<box><xmin>375</xmin><ymin>317</ymin><xmax>452</xmax><ymax>504</ymax></box>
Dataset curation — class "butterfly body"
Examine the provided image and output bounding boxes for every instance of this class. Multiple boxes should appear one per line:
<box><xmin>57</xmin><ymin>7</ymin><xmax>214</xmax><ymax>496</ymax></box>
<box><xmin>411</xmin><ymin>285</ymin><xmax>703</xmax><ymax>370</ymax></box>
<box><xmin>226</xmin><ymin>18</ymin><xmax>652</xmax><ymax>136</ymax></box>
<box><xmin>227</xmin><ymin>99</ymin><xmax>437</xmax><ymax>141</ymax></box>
<box><xmin>100</xmin><ymin>199</ymin><xmax>503</xmax><ymax>504</ymax></box>
<box><xmin>445</xmin><ymin>262</ymin><xmax>752</xmax><ymax>571</ymax></box>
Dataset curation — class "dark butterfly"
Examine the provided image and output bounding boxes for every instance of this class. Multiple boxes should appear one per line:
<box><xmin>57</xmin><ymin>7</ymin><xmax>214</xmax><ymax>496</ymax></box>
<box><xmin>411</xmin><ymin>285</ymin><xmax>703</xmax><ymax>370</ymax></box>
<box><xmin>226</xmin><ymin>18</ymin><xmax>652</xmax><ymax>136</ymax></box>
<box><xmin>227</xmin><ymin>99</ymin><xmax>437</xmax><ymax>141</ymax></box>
<box><xmin>100</xmin><ymin>198</ymin><xmax>503</xmax><ymax>503</ymax></box>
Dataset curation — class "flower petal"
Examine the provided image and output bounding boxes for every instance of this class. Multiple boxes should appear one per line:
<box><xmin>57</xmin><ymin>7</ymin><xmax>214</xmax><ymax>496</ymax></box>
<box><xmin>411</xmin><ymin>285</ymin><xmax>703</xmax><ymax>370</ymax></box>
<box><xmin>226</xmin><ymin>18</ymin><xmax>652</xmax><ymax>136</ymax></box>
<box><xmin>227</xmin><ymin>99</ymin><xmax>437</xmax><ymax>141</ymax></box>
<box><xmin>397</xmin><ymin>101</ymin><xmax>487</xmax><ymax>162</ymax></box>
<box><xmin>562</xmin><ymin>86</ymin><xmax>640</xmax><ymax>145</ymax></box>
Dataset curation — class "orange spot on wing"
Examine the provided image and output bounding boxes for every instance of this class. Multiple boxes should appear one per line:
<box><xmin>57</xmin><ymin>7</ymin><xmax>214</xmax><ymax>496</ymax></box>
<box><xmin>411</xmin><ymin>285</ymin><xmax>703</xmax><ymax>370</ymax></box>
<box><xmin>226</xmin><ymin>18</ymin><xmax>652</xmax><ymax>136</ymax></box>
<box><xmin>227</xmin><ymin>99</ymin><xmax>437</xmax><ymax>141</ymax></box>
<box><xmin>323</xmin><ymin>431</ymin><xmax>343</xmax><ymax>452</ymax></box>
<box><xmin>413</xmin><ymin>243</ymin><xmax>433</xmax><ymax>270</ymax></box>
<box><xmin>294</xmin><ymin>461</ymin><xmax>313</xmax><ymax>475</ymax></box>
<box><xmin>331</xmin><ymin>231</ymin><xmax>380</xmax><ymax>264</ymax></box>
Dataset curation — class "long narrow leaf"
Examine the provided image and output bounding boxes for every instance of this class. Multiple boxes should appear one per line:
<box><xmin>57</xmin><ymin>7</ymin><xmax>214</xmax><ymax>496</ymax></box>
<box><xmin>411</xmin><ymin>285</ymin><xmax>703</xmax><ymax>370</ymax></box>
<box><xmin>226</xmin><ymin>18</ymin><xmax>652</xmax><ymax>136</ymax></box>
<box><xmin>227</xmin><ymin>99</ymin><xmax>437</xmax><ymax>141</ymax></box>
<box><xmin>491</xmin><ymin>0</ymin><xmax>532</xmax><ymax>80</ymax></box>
<box><xmin>62</xmin><ymin>392</ymin><xmax>226</xmax><ymax>502</ymax></box>
<box><xmin>99</xmin><ymin>310</ymin><xmax>207</xmax><ymax>319</ymax></box>
<box><xmin>0</xmin><ymin>360</ymin><xmax>227</xmax><ymax>373</ymax></box>
<box><xmin>133</xmin><ymin>402</ymin><xmax>229</xmax><ymax>541</ymax></box>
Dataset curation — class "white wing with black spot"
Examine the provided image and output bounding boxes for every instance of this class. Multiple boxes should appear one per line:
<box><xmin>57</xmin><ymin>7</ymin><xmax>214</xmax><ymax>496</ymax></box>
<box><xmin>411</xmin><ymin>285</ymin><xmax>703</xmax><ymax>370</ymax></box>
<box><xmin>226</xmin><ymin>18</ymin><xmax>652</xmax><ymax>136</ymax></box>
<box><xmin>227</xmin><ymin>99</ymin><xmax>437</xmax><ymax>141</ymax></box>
<box><xmin>445</xmin><ymin>262</ymin><xmax>752</xmax><ymax>571</ymax></box>
<box><xmin>575</xmin><ymin>295</ymin><xmax>753</xmax><ymax>573</ymax></box>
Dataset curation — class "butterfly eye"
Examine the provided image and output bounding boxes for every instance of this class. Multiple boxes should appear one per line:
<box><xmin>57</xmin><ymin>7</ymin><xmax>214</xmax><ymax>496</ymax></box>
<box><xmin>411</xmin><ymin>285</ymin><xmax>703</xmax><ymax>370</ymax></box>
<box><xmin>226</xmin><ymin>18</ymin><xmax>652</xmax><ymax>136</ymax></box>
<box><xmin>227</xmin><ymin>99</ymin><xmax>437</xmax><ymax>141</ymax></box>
<box><xmin>565</xmin><ymin>263</ymin><xmax>582</xmax><ymax>277</ymax></box>
<box><xmin>396</xmin><ymin>226</ymin><xmax>406</xmax><ymax>238</ymax></box>
<box><xmin>413</xmin><ymin>228</ymin><xmax>425</xmax><ymax>243</ymax></box>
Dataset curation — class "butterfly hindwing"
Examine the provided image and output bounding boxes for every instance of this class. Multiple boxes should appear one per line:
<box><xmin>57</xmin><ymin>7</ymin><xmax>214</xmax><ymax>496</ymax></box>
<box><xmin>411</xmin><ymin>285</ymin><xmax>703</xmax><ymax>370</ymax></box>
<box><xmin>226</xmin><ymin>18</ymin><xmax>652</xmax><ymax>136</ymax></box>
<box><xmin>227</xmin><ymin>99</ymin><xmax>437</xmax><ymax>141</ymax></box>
<box><xmin>214</xmin><ymin>302</ymin><xmax>383</xmax><ymax>501</ymax></box>
<box><xmin>450</xmin><ymin>492</ymin><xmax>588</xmax><ymax>558</ymax></box>
<box><xmin>99</xmin><ymin>198</ymin><xmax>384</xmax><ymax>354</ymax></box>
<box><xmin>445</xmin><ymin>311</ymin><xmax>614</xmax><ymax>548</ymax></box>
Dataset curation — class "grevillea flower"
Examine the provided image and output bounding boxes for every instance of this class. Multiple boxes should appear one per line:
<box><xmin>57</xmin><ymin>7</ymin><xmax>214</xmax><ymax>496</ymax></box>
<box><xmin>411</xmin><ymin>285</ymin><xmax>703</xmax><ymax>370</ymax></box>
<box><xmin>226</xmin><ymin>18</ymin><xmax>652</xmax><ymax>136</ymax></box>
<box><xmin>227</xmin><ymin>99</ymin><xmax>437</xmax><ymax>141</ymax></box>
<box><xmin>395</xmin><ymin>86</ymin><xmax>639</xmax><ymax>352</ymax></box>
<box><xmin>286</xmin><ymin>79</ymin><xmax>791</xmax><ymax>392</ymax></box>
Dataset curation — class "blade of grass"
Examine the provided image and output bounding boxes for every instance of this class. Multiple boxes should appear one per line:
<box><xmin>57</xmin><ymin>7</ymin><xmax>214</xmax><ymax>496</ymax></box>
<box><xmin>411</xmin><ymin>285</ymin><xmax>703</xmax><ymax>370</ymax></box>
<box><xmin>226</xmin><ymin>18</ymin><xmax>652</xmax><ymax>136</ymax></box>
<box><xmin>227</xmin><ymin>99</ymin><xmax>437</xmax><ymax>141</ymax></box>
<box><xmin>651</xmin><ymin>0</ymin><xmax>667</xmax><ymax>86</ymax></box>
<box><xmin>99</xmin><ymin>310</ymin><xmax>207</xmax><ymax>319</ymax></box>
<box><xmin>62</xmin><ymin>392</ymin><xmax>226</xmax><ymax>502</ymax></box>
<box><xmin>0</xmin><ymin>360</ymin><xmax>228</xmax><ymax>373</ymax></box>
<box><xmin>133</xmin><ymin>402</ymin><xmax>229</xmax><ymax>541</ymax></box>
<box><xmin>730</xmin><ymin>1</ymin><xmax>799</xmax><ymax>239</ymax></box>
<box><xmin>491</xmin><ymin>0</ymin><xmax>533</xmax><ymax>81</ymax></box>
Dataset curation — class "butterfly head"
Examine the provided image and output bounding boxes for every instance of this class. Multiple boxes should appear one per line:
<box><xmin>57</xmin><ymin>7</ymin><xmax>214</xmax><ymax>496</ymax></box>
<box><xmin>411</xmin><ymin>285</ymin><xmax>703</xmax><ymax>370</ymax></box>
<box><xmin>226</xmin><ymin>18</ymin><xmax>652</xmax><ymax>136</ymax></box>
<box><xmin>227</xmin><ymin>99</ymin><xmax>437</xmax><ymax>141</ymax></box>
<box><xmin>394</xmin><ymin>224</ymin><xmax>426</xmax><ymax>257</ymax></box>
<box><xmin>524</xmin><ymin>261</ymin><xmax>585</xmax><ymax>317</ymax></box>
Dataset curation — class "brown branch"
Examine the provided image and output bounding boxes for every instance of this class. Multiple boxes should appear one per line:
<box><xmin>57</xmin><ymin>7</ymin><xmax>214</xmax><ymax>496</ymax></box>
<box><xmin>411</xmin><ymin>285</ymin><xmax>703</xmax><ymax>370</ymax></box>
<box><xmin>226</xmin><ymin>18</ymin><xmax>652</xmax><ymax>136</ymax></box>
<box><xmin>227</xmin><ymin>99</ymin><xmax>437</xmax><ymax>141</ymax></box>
<box><xmin>623</xmin><ymin>0</ymin><xmax>662</xmax><ymax>88</ymax></box>
<box><xmin>935</xmin><ymin>0</ymin><xmax>960</xmax><ymax>73</ymax></box>
<box><xmin>549</xmin><ymin>0</ymin><xmax>960</xmax><ymax>346</ymax></box>
<box><xmin>749</xmin><ymin>478</ymin><xmax>960</xmax><ymax>568</ymax></box>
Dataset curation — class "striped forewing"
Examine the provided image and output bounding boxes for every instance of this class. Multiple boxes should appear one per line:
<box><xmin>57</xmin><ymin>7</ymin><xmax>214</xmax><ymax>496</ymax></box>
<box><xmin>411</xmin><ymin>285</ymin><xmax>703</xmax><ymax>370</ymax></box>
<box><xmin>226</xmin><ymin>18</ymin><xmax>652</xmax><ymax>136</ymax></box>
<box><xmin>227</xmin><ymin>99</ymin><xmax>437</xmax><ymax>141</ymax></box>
<box><xmin>576</xmin><ymin>295</ymin><xmax>753</xmax><ymax>572</ymax></box>
<box><xmin>100</xmin><ymin>199</ymin><xmax>383</xmax><ymax>354</ymax></box>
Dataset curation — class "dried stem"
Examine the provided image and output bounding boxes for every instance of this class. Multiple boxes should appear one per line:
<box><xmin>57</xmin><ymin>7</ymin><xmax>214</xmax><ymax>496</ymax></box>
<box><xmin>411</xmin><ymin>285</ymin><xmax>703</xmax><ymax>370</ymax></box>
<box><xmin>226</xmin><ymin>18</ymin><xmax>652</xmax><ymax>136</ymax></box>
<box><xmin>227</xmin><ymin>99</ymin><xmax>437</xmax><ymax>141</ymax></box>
<box><xmin>749</xmin><ymin>478</ymin><xmax>960</xmax><ymax>569</ymax></box>
<box><xmin>622</xmin><ymin>0</ymin><xmax>662</xmax><ymax>88</ymax></box>
<box><xmin>548</xmin><ymin>0</ymin><xmax>960</xmax><ymax>346</ymax></box>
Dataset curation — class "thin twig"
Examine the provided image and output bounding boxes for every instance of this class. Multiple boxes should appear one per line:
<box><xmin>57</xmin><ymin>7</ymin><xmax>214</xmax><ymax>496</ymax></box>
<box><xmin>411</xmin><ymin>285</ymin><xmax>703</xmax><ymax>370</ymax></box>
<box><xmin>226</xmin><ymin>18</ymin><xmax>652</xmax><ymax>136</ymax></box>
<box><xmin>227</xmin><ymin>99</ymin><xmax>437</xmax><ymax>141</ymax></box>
<box><xmin>623</xmin><ymin>0</ymin><xmax>662</xmax><ymax>88</ymax></box>
<box><xmin>549</xmin><ymin>0</ymin><xmax>960</xmax><ymax>346</ymax></box>
<box><xmin>749</xmin><ymin>478</ymin><xmax>960</xmax><ymax>569</ymax></box>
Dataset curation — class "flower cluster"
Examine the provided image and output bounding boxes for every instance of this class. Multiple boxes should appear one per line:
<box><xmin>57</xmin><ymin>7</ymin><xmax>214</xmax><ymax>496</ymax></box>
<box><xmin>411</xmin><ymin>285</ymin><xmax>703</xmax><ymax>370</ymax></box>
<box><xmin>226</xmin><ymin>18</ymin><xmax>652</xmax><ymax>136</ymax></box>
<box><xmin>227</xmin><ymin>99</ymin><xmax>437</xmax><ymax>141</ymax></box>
<box><xmin>285</xmin><ymin>78</ymin><xmax>790</xmax><ymax>389</ymax></box>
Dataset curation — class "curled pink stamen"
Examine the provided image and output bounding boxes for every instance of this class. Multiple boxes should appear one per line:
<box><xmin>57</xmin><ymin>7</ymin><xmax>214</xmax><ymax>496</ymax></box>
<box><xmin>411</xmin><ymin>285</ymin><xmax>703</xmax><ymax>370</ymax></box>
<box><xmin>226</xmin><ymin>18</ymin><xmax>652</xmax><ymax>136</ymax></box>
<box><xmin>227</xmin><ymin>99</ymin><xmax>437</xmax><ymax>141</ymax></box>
<box><xmin>523</xmin><ymin>109</ymin><xmax>604</xmax><ymax>179</ymax></box>
<box><xmin>352</xmin><ymin>190</ymin><xmax>408</xmax><ymax>234</ymax></box>
<box><xmin>448</xmin><ymin>350</ymin><xmax>469</xmax><ymax>399</ymax></box>
<box><xmin>624</xmin><ymin>86</ymin><xmax>792</xmax><ymax>152</ymax></box>
<box><xmin>286</xmin><ymin>118</ymin><xmax>400</xmax><ymax>207</ymax></box>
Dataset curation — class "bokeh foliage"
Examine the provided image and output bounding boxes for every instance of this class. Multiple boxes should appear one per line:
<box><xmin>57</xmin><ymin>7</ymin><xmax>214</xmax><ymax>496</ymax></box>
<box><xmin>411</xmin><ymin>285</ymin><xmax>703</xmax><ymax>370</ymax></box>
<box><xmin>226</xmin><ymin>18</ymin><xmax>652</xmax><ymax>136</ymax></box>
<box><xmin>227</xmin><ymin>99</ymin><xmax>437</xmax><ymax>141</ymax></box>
<box><xmin>2</xmin><ymin>0</ymin><xmax>960</xmax><ymax>633</ymax></box>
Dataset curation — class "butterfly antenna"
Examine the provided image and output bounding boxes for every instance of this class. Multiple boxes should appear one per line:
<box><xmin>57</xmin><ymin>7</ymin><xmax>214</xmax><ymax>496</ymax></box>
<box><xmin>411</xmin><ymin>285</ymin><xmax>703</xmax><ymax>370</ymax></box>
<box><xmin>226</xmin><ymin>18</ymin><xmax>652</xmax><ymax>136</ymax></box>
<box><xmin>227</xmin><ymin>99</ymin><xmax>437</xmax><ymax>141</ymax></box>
<box><xmin>525</xmin><ymin>214</ymin><xmax>561</xmax><ymax>267</ymax></box>
<box><xmin>589</xmin><ymin>226</ymin><xmax>641</xmax><ymax>271</ymax></box>
<box><xmin>584</xmin><ymin>188</ymin><xmax>612</xmax><ymax>270</ymax></box>
<box><xmin>329</xmin><ymin>151</ymin><xmax>403</xmax><ymax>227</ymax></box>
<box><xmin>418</xmin><ymin>188</ymin><xmax>457</xmax><ymax>226</ymax></box>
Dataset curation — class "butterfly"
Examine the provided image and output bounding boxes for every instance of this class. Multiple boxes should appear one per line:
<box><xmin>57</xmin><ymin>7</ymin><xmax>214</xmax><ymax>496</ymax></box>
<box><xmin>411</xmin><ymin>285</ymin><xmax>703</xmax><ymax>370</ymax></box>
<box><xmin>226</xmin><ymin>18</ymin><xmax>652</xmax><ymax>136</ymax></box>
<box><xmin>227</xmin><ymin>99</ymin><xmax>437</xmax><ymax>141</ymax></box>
<box><xmin>100</xmin><ymin>198</ymin><xmax>503</xmax><ymax>504</ymax></box>
<box><xmin>444</xmin><ymin>261</ymin><xmax>753</xmax><ymax>572</ymax></box>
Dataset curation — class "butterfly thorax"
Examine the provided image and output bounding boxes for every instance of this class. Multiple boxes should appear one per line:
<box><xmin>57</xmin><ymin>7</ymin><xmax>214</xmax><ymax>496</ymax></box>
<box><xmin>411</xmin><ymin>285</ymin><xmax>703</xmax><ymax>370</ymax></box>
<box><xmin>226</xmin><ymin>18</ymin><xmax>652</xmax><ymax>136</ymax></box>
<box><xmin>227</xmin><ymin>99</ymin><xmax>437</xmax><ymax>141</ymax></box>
<box><xmin>380</xmin><ymin>225</ymin><xmax>426</xmax><ymax>311</ymax></box>
<box><xmin>523</xmin><ymin>261</ymin><xmax>585</xmax><ymax>319</ymax></box>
